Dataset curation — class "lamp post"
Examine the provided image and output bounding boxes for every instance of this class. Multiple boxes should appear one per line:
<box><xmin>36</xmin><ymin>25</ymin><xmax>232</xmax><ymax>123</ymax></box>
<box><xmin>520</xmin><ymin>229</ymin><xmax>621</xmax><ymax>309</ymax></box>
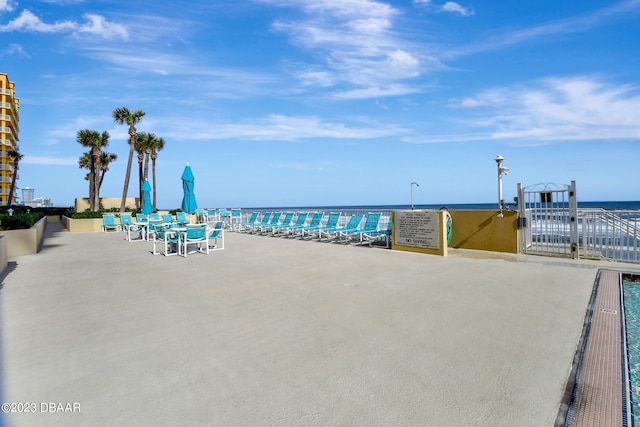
<box><xmin>495</xmin><ymin>155</ymin><xmax>509</xmax><ymax>217</ymax></box>
<box><xmin>410</xmin><ymin>182</ymin><xmax>419</xmax><ymax>210</ymax></box>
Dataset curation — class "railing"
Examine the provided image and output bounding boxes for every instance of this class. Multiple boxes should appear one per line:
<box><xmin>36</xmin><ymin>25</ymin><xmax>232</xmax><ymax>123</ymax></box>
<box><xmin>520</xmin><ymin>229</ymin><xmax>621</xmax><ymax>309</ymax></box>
<box><xmin>578</xmin><ymin>209</ymin><xmax>640</xmax><ymax>264</ymax></box>
<box><xmin>226</xmin><ymin>208</ymin><xmax>392</xmax><ymax>232</ymax></box>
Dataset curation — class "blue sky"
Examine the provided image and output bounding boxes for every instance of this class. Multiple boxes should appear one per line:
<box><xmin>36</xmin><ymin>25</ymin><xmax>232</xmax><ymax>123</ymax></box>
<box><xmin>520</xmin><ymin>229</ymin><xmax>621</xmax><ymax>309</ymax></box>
<box><xmin>2</xmin><ymin>0</ymin><xmax>639</xmax><ymax>209</ymax></box>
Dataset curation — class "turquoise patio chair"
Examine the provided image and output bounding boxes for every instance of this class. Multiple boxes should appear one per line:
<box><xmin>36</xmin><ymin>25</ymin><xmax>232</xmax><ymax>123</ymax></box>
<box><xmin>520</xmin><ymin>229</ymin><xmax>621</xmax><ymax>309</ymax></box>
<box><xmin>136</xmin><ymin>213</ymin><xmax>148</xmax><ymax>223</ymax></box>
<box><xmin>230</xmin><ymin>208</ymin><xmax>242</xmax><ymax>231</ymax></box>
<box><xmin>207</xmin><ymin>221</ymin><xmax>225</xmax><ymax>251</ymax></box>
<box><xmin>176</xmin><ymin>211</ymin><xmax>188</xmax><ymax>226</ymax></box>
<box><xmin>120</xmin><ymin>213</ymin><xmax>145</xmax><ymax>242</ymax></box>
<box><xmin>180</xmin><ymin>224</ymin><xmax>209</xmax><ymax>257</ymax></box>
<box><xmin>162</xmin><ymin>213</ymin><xmax>175</xmax><ymax>224</ymax></box>
<box><xmin>149</xmin><ymin>212</ymin><xmax>160</xmax><ymax>221</ymax></box>
<box><xmin>151</xmin><ymin>223</ymin><xmax>180</xmax><ymax>256</ymax></box>
<box><xmin>102</xmin><ymin>214</ymin><xmax>120</xmax><ymax>233</ymax></box>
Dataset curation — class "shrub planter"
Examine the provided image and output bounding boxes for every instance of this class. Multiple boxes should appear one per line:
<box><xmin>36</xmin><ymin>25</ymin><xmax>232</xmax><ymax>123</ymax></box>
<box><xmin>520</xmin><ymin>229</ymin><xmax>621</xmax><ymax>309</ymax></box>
<box><xmin>63</xmin><ymin>216</ymin><xmax>105</xmax><ymax>233</ymax></box>
<box><xmin>0</xmin><ymin>215</ymin><xmax>48</xmax><ymax>258</ymax></box>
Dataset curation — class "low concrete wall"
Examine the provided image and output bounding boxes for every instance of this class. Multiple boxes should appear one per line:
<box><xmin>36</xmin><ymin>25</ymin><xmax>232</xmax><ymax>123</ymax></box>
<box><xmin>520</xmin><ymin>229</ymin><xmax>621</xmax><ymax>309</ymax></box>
<box><xmin>0</xmin><ymin>216</ymin><xmax>48</xmax><ymax>258</ymax></box>
<box><xmin>75</xmin><ymin>197</ymin><xmax>139</xmax><ymax>212</ymax></box>
<box><xmin>0</xmin><ymin>234</ymin><xmax>7</xmax><ymax>274</ymax></box>
<box><xmin>449</xmin><ymin>209</ymin><xmax>519</xmax><ymax>254</ymax></box>
<box><xmin>63</xmin><ymin>217</ymin><xmax>104</xmax><ymax>233</ymax></box>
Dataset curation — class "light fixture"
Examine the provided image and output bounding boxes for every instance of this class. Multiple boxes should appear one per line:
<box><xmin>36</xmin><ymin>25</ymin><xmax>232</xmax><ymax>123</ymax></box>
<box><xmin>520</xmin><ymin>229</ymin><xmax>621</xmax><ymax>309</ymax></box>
<box><xmin>495</xmin><ymin>155</ymin><xmax>510</xmax><ymax>217</ymax></box>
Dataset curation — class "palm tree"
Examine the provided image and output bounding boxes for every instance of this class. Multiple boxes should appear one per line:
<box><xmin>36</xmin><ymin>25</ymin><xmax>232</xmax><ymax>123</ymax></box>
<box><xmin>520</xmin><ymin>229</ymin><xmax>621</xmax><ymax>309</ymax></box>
<box><xmin>149</xmin><ymin>135</ymin><xmax>165</xmax><ymax>207</ymax></box>
<box><xmin>77</xmin><ymin>129</ymin><xmax>109</xmax><ymax>211</ymax></box>
<box><xmin>6</xmin><ymin>149</ymin><xmax>24</xmax><ymax>207</ymax></box>
<box><xmin>98</xmin><ymin>152</ymin><xmax>118</xmax><ymax>195</ymax></box>
<box><xmin>135</xmin><ymin>132</ymin><xmax>165</xmax><ymax>208</ymax></box>
<box><xmin>134</xmin><ymin>132</ymin><xmax>152</xmax><ymax>206</ymax></box>
<box><xmin>112</xmin><ymin>107</ymin><xmax>145</xmax><ymax>212</ymax></box>
<box><xmin>78</xmin><ymin>152</ymin><xmax>93</xmax><ymax>203</ymax></box>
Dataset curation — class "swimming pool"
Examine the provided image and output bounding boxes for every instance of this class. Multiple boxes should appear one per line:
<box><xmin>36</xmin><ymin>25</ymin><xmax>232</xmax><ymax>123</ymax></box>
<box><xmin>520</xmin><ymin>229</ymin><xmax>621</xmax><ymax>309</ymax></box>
<box><xmin>623</xmin><ymin>274</ymin><xmax>640</xmax><ymax>424</ymax></box>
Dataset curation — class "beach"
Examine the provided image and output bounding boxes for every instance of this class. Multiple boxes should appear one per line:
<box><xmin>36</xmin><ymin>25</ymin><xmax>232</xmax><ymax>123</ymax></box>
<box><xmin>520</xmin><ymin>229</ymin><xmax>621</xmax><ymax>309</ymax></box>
<box><xmin>1</xmin><ymin>223</ymin><xmax>639</xmax><ymax>426</ymax></box>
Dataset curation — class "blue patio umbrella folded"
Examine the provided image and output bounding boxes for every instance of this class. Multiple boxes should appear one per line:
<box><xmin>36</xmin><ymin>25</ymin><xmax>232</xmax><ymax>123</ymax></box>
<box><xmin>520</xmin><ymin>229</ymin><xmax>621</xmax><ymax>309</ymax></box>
<box><xmin>181</xmin><ymin>163</ymin><xmax>198</xmax><ymax>214</ymax></box>
<box><xmin>141</xmin><ymin>179</ymin><xmax>155</xmax><ymax>214</ymax></box>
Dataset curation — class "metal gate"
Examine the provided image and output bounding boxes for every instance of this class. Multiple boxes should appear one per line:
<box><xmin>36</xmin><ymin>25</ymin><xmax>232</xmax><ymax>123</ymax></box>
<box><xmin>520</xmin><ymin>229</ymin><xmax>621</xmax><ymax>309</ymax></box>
<box><xmin>517</xmin><ymin>181</ymin><xmax>578</xmax><ymax>259</ymax></box>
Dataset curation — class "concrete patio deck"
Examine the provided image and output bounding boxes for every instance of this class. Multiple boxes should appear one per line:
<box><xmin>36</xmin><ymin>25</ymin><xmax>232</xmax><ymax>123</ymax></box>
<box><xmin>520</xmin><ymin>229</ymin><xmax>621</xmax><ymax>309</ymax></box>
<box><xmin>1</xmin><ymin>223</ymin><xmax>639</xmax><ymax>426</ymax></box>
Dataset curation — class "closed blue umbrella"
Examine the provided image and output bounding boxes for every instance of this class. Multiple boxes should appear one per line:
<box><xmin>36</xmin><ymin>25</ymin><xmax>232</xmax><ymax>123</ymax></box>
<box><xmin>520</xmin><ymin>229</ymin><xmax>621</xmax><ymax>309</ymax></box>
<box><xmin>181</xmin><ymin>163</ymin><xmax>198</xmax><ymax>214</ymax></box>
<box><xmin>141</xmin><ymin>179</ymin><xmax>154</xmax><ymax>214</ymax></box>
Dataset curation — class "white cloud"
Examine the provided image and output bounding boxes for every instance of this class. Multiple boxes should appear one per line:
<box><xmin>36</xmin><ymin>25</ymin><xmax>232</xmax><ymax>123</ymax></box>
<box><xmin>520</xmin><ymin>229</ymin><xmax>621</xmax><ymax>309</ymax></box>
<box><xmin>23</xmin><ymin>156</ymin><xmax>77</xmax><ymax>166</ymax></box>
<box><xmin>265</xmin><ymin>0</ymin><xmax>423</xmax><ymax>98</ymax></box>
<box><xmin>0</xmin><ymin>10</ymin><xmax>128</xmax><ymax>40</ymax></box>
<box><xmin>157</xmin><ymin>114</ymin><xmax>405</xmax><ymax>142</ymax></box>
<box><xmin>1</xmin><ymin>43</ymin><xmax>28</xmax><ymax>57</ymax></box>
<box><xmin>431</xmin><ymin>76</ymin><xmax>640</xmax><ymax>144</ymax></box>
<box><xmin>441</xmin><ymin>2</ymin><xmax>474</xmax><ymax>16</ymax></box>
<box><xmin>0</xmin><ymin>0</ymin><xmax>16</xmax><ymax>12</ymax></box>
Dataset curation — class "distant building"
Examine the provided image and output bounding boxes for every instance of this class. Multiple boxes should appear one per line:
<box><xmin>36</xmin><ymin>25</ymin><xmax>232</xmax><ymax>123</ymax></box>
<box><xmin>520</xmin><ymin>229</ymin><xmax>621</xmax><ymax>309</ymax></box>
<box><xmin>25</xmin><ymin>197</ymin><xmax>53</xmax><ymax>208</ymax></box>
<box><xmin>21</xmin><ymin>187</ymin><xmax>53</xmax><ymax>207</ymax></box>
<box><xmin>22</xmin><ymin>186</ymin><xmax>35</xmax><ymax>203</ymax></box>
<box><xmin>0</xmin><ymin>73</ymin><xmax>20</xmax><ymax>205</ymax></box>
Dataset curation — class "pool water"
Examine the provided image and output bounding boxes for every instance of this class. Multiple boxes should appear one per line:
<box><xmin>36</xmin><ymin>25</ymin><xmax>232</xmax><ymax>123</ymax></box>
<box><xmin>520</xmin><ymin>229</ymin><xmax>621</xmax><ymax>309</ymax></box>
<box><xmin>623</xmin><ymin>279</ymin><xmax>640</xmax><ymax>422</ymax></box>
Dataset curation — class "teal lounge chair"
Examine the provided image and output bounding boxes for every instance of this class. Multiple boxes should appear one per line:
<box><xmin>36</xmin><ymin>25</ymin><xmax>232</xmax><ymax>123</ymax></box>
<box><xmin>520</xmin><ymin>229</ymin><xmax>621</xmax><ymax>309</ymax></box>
<box><xmin>362</xmin><ymin>218</ymin><xmax>392</xmax><ymax>248</ymax></box>
<box><xmin>272</xmin><ymin>212</ymin><xmax>309</xmax><ymax>236</ymax></box>
<box><xmin>304</xmin><ymin>211</ymin><xmax>341</xmax><ymax>239</ymax></box>
<box><xmin>255</xmin><ymin>211</ymin><xmax>282</xmax><ymax>234</ymax></box>
<box><xmin>102</xmin><ymin>214</ymin><xmax>120</xmax><ymax>233</ymax></box>
<box><xmin>149</xmin><ymin>212</ymin><xmax>160</xmax><ymax>221</ymax></box>
<box><xmin>288</xmin><ymin>212</ymin><xmax>324</xmax><ymax>238</ymax></box>
<box><xmin>238</xmin><ymin>211</ymin><xmax>260</xmax><ymax>232</ymax></box>
<box><xmin>162</xmin><ymin>213</ymin><xmax>175</xmax><ymax>224</ymax></box>
<box><xmin>342</xmin><ymin>212</ymin><xmax>382</xmax><ymax>244</ymax></box>
<box><xmin>247</xmin><ymin>212</ymin><xmax>273</xmax><ymax>233</ymax></box>
<box><xmin>263</xmin><ymin>211</ymin><xmax>294</xmax><ymax>234</ymax></box>
<box><xmin>325</xmin><ymin>214</ymin><xmax>363</xmax><ymax>241</ymax></box>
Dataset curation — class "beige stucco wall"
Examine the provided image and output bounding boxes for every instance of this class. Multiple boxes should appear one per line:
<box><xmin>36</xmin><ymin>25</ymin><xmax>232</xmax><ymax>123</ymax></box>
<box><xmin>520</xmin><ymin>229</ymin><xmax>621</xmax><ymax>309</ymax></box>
<box><xmin>64</xmin><ymin>217</ymin><xmax>104</xmax><ymax>233</ymax></box>
<box><xmin>75</xmin><ymin>197</ymin><xmax>139</xmax><ymax>212</ymax></box>
<box><xmin>448</xmin><ymin>209</ymin><xmax>519</xmax><ymax>254</ymax></box>
<box><xmin>0</xmin><ymin>216</ymin><xmax>48</xmax><ymax>258</ymax></box>
<box><xmin>0</xmin><ymin>234</ymin><xmax>7</xmax><ymax>274</ymax></box>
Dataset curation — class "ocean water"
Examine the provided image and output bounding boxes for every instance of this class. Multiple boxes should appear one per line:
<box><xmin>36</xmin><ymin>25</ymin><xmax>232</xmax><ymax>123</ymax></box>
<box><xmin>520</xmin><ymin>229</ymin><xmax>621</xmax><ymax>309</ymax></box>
<box><xmin>241</xmin><ymin>200</ymin><xmax>640</xmax><ymax>212</ymax></box>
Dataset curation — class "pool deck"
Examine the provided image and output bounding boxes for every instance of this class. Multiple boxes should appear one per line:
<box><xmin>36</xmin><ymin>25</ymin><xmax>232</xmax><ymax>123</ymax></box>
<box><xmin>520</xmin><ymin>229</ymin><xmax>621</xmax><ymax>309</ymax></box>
<box><xmin>1</xmin><ymin>223</ymin><xmax>640</xmax><ymax>427</ymax></box>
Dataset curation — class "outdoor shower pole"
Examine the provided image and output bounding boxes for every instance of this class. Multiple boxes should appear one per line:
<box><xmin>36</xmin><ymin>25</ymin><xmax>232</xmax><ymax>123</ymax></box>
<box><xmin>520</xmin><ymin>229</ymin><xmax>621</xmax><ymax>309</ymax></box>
<box><xmin>410</xmin><ymin>182</ymin><xmax>419</xmax><ymax>210</ymax></box>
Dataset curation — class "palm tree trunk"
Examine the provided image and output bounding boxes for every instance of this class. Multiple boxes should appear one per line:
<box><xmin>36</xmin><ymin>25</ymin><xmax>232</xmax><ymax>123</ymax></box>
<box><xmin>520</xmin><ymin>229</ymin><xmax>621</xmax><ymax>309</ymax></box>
<box><xmin>152</xmin><ymin>158</ymin><xmax>157</xmax><ymax>208</ymax></box>
<box><xmin>138</xmin><ymin>156</ymin><xmax>144</xmax><ymax>208</ymax></box>
<box><xmin>120</xmin><ymin>144</ymin><xmax>135</xmax><ymax>212</ymax></box>
<box><xmin>7</xmin><ymin>168</ymin><xmax>17</xmax><ymax>207</ymax></box>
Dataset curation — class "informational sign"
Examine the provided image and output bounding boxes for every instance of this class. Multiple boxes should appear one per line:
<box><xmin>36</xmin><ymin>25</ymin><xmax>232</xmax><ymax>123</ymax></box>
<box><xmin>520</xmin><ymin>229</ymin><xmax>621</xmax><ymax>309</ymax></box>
<box><xmin>394</xmin><ymin>211</ymin><xmax>440</xmax><ymax>249</ymax></box>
